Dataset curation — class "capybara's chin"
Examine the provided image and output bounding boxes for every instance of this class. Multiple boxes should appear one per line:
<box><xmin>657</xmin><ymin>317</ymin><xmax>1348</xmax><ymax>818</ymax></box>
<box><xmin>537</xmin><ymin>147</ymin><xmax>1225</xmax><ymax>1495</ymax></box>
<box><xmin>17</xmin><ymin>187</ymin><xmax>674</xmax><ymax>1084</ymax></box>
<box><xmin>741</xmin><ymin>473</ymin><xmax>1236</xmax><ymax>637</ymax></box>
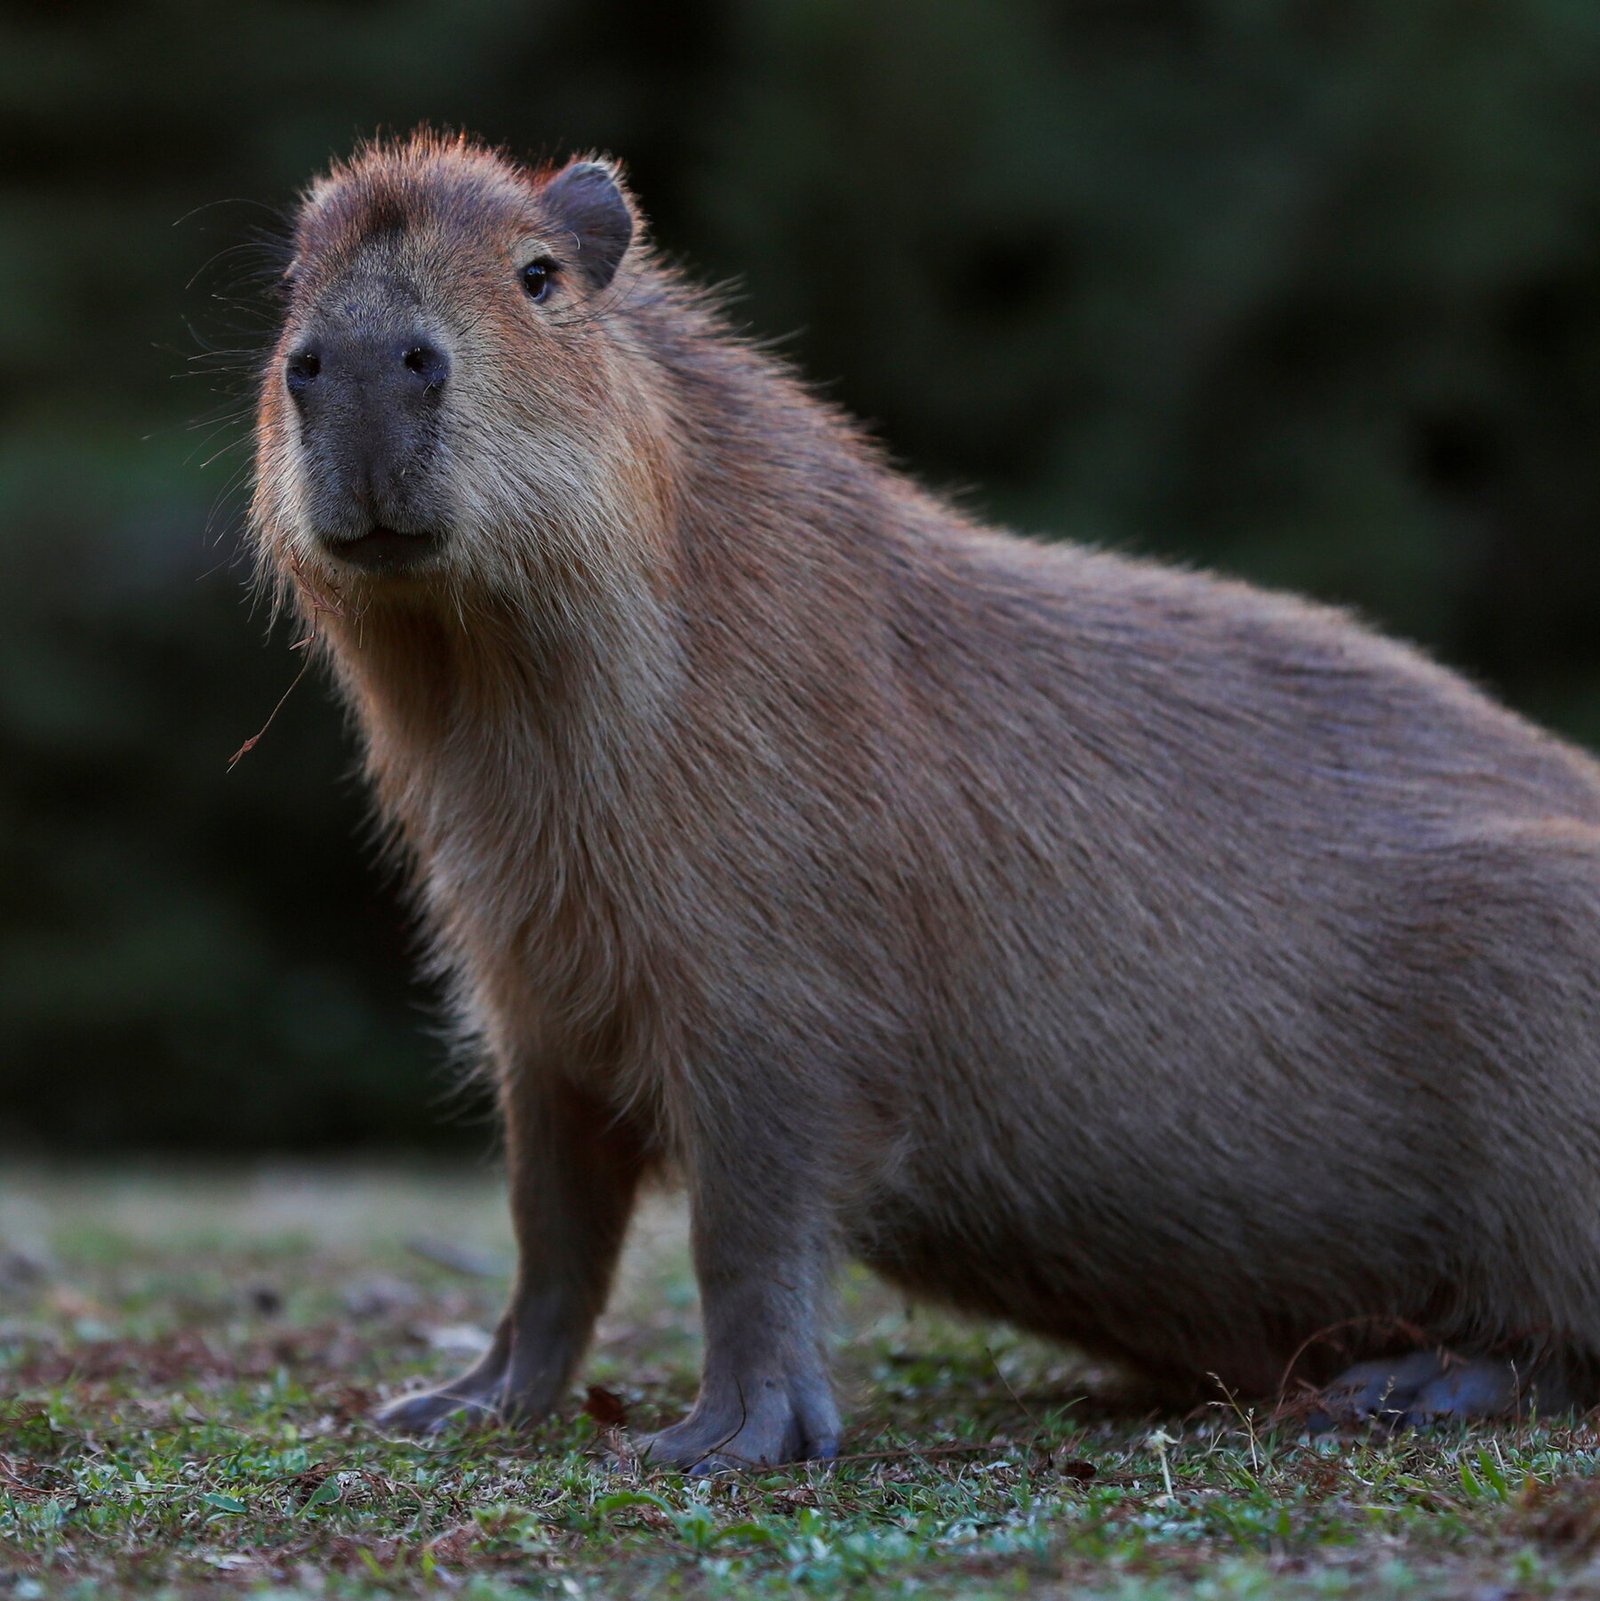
<box><xmin>250</xmin><ymin>129</ymin><xmax>1600</xmax><ymax>1465</ymax></box>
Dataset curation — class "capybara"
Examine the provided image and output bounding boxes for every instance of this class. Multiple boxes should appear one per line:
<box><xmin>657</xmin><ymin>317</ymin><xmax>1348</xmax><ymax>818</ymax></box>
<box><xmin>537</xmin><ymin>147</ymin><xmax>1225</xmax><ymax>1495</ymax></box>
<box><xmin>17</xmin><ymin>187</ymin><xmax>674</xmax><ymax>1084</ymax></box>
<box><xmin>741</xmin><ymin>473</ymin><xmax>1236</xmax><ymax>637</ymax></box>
<box><xmin>250</xmin><ymin>131</ymin><xmax>1600</xmax><ymax>1465</ymax></box>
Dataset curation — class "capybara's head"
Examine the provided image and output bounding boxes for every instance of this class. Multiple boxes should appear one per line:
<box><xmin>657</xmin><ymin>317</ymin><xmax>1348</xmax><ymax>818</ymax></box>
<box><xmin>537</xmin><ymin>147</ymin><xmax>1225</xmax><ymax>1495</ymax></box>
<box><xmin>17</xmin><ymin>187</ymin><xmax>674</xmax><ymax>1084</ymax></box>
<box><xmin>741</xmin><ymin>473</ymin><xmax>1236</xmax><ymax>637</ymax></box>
<box><xmin>253</xmin><ymin>133</ymin><xmax>670</xmax><ymax>609</ymax></box>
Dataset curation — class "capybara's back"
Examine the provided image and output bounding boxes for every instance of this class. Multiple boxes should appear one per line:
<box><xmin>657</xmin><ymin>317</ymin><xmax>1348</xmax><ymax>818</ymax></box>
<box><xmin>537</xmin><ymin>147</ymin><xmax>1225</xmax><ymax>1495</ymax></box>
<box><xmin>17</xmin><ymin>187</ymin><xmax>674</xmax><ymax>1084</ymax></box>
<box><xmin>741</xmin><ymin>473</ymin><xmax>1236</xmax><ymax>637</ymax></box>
<box><xmin>251</xmin><ymin>132</ymin><xmax>1600</xmax><ymax>1464</ymax></box>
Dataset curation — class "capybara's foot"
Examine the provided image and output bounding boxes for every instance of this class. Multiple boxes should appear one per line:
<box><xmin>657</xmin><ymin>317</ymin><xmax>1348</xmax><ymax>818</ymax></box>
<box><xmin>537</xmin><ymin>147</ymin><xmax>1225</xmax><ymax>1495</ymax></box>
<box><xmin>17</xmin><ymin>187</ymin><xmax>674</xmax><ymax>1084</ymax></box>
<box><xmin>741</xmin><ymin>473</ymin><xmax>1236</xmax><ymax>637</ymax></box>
<box><xmin>1403</xmin><ymin>1356</ymin><xmax>1567</xmax><ymax>1425</ymax></box>
<box><xmin>375</xmin><ymin>1369</ymin><xmax>512</xmax><ymax>1435</ymax></box>
<box><xmin>375</xmin><ymin>1314</ymin><xmax>582</xmax><ymax>1436</ymax></box>
<box><xmin>375</xmin><ymin>1343</ymin><xmax>529</xmax><ymax>1435</ymax></box>
<box><xmin>634</xmin><ymin>1377</ymin><xmax>841</xmax><ymax>1472</ymax></box>
<box><xmin>1308</xmin><ymin>1350</ymin><xmax>1446</xmax><ymax>1429</ymax></box>
<box><xmin>1309</xmin><ymin>1351</ymin><xmax>1564</xmax><ymax>1430</ymax></box>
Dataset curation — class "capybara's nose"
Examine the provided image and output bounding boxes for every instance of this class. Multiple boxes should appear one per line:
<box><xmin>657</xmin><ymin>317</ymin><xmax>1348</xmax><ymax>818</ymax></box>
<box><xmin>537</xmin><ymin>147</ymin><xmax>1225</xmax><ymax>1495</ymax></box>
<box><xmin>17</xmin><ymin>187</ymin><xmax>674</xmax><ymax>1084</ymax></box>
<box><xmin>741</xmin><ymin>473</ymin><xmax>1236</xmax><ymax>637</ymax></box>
<box><xmin>284</xmin><ymin>332</ymin><xmax>449</xmax><ymax>408</ymax></box>
<box><xmin>285</xmin><ymin>322</ymin><xmax>453</xmax><ymax>539</ymax></box>
<box><xmin>399</xmin><ymin>340</ymin><xmax>449</xmax><ymax>391</ymax></box>
<box><xmin>284</xmin><ymin>346</ymin><xmax>321</xmax><ymax>399</ymax></box>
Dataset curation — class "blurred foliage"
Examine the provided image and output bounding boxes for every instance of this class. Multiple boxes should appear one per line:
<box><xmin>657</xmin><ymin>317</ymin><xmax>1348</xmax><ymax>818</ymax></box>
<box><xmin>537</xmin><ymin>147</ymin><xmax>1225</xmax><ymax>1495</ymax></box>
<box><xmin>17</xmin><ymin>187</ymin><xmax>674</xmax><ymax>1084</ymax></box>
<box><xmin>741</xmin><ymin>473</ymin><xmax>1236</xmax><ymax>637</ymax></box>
<box><xmin>4</xmin><ymin>0</ymin><xmax>1600</xmax><ymax>1150</ymax></box>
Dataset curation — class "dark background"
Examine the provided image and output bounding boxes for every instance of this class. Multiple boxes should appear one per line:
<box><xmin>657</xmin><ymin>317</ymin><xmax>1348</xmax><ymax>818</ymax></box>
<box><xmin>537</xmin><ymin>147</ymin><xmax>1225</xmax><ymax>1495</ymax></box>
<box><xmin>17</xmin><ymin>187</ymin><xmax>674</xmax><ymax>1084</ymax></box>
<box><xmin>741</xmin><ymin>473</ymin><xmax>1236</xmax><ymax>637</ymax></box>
<box><xmin>5</xmin><ymin>0</ymin><xmax>1600</xmax><ymax>1152</ymax></box>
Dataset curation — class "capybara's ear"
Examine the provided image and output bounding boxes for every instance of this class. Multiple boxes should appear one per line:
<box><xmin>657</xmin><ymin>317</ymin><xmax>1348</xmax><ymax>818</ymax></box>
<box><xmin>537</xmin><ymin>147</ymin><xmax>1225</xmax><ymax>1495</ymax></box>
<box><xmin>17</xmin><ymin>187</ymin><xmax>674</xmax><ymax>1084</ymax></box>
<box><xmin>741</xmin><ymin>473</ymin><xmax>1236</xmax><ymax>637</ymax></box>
<box><xmin>541</xmin><ymin>159</ymin><xmax>635</xmax><ymax>291</ymax></box>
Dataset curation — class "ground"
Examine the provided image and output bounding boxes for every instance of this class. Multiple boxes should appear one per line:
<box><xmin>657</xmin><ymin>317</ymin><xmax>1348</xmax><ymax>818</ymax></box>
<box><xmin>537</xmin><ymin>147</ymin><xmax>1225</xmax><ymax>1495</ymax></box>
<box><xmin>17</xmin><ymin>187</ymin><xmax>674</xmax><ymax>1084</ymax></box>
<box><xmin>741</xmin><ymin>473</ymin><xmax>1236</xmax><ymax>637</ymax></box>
<box><xmin>5</xmin><ymin>1164</ymin><xmax>1600</xmax><ymax>1598</ymax></box>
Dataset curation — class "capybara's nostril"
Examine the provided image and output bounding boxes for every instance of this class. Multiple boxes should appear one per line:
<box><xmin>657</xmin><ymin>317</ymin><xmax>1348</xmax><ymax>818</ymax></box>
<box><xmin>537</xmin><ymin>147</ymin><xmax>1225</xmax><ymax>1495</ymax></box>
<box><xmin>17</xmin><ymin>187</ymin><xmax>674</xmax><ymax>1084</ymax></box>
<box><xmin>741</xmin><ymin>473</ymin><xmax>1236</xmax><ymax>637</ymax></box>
<box><xmin>401</xmin><ymin>341</ymin><xmax>449</xmax><ymax>392</ymax></box>
<box><xmin>285</xmin><ymin>348</ymin><xmax>321</xmax><ymax>400</ymax></box>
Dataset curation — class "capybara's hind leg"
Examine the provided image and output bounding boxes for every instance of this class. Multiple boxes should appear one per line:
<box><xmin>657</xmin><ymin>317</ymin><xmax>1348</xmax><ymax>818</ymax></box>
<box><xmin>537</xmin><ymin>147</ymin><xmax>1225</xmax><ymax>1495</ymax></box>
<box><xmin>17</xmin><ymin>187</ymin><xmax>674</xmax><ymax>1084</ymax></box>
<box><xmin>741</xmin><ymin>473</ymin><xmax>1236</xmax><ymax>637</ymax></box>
<box><xmin>378</xmin><ymin>1072</ymin><xmax>650</xmax><ymax>1435</ymax></box>
<box><xmin>1403</xmin><ymin>1356</ymin><xmax>1569</xmax><ymax>1425</ymax></box>
<box><xmin>1307</xmin><ymin>1351</ymin><xmax>1447</xmax><ymax>1430</ymax></box>
<box><xmin>1309</xmin><ymin>1350</ymin><xmax>1571</xmax><ymax>1431</ymax></box>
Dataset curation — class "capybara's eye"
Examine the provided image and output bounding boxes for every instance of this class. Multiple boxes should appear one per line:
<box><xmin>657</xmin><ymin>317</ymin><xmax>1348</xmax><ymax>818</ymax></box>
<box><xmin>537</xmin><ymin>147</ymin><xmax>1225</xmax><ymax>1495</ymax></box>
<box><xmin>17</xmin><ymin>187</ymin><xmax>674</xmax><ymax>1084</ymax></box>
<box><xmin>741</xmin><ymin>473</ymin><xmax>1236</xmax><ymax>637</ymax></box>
<box><xmin>521</xmin><ymin>259</ymin><xmax>556</xmax><ymax>302</ymax></box>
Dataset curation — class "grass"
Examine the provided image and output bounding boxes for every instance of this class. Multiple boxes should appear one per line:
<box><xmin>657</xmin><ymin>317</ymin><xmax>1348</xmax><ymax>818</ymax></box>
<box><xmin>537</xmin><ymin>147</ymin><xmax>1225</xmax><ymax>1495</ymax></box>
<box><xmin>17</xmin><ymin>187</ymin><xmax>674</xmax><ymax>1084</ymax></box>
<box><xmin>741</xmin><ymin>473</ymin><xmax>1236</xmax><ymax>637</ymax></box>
<box><xmin>5</xmin><ymin>1164</ymin><xmax>1600</xmax><ymax>1598</ymax></box>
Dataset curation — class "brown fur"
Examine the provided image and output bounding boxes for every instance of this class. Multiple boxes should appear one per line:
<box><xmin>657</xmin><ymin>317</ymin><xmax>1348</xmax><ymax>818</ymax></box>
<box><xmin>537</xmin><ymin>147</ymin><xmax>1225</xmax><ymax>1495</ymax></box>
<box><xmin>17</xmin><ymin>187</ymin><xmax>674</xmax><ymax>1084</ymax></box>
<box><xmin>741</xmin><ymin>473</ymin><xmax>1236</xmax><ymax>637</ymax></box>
<box><xmin>252</xmin><ymin>131</ymin><xmax>1600</xmax><ymax>1463</ymax></box>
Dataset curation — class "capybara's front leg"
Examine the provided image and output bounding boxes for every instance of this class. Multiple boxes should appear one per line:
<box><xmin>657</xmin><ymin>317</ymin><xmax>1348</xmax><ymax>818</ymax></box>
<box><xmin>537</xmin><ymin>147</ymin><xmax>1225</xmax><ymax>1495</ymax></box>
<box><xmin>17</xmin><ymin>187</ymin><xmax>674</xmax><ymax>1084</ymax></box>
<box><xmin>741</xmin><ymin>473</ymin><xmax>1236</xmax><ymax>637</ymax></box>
<box><xmin>636</xmin><ymin>1101</ymin><xmax>843</xmax><ymax>1470</ymax></box>
<box><xmin>378</xmin><ymin>1070</ymin><xmax>650</xmax><ymax>1434</ymax></box>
